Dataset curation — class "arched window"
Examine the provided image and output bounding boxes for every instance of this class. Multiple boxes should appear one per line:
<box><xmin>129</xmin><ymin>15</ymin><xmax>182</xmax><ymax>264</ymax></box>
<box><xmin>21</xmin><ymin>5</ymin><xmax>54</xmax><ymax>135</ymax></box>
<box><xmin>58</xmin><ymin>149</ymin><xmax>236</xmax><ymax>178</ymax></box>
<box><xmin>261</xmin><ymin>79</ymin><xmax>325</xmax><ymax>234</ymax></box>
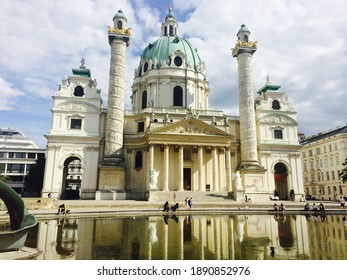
<box><xmin>173</xmin><ymin>86</ymin><xmax>183</xmax><ymax>106</ymax></box>
<box><xmin>169</xmin><ymin>25</ymin><xmax>174</xmax><ymax>36</ymax></box>
<box><xmin>142</xmin><ymin>91</ymin><xmax>147</xmax><ymax>109</ymax></box>
<box><xmin>73</xmin><ymin>86</ymin><xmax>84</xmax><ymax>97</ymax></box>
<box><xmin>244</xmin><ymin>35</ymin><xmax>248</xmax><ymax>42</ymax></box>
<box><xmin>143</xmin><ymin>62</ymin><xmax>148</xmax><ymax>73</ymax></box>
<box><xmin>272</xmin><ymin>100</ymin><xmax>281</xmax><ymax>110</ymax></box>
<box><xmin>117</xmin><ymin>21</ymin><xmax>123</xmax><ymax>29</ymax></box>
<box><xmin>164</xmin><ymin>26</ymin><xmax>168</xmax><ymax>35</ymax></box>
<box><xmin>135</xmin><ymin>151</ymin><xmax>142</xmax><ymax>169</ymax></box>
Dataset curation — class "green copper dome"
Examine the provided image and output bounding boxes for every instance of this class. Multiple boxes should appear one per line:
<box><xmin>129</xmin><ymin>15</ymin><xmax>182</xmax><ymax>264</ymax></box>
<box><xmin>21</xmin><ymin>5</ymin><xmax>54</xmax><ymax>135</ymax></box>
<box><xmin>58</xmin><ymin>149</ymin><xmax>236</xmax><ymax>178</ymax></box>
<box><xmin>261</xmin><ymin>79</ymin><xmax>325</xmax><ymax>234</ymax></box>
<box><xmin>113</xmin><ymin>9</ymin><xmax>126</xmax><ymax>21</ymax></box>
<box><xmin>140</xmin><ymin>35</ymin><xmax>203</xmax><ymax>71</ymax></box>
<box><xmin>237</xmin><ymin>24</ymin><xmax>250</xmax><ymax>35</ymax></box>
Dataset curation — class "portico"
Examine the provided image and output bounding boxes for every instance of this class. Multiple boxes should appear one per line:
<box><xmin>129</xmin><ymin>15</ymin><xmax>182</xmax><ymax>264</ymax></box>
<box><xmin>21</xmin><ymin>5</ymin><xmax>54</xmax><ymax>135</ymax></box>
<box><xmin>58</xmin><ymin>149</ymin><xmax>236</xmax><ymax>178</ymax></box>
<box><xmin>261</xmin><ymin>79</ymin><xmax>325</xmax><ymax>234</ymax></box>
<box><xmin>124</xmin><ymin>117</ymin><xmax>238</xmax><ymax>197</ymax></box>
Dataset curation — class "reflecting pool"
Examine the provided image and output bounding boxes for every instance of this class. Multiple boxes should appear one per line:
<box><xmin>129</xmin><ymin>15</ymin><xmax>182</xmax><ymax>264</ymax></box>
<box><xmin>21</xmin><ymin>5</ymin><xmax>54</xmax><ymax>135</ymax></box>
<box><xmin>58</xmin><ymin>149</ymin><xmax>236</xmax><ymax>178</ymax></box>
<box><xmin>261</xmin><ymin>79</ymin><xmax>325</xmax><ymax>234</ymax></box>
<box><xmin>20</xmin><ymin>213</ymin><xmax>347</xmax><ymax>260</ymax></box>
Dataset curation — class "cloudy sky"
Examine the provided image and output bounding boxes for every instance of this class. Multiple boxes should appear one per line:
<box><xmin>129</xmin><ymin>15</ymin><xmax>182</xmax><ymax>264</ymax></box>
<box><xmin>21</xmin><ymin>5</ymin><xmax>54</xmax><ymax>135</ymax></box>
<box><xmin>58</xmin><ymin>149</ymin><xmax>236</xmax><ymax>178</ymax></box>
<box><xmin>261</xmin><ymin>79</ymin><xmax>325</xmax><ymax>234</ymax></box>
<box><xmin>1</xmin><ymin>0</ymin><xmax>346</xmax><ymax>148</ymax></box>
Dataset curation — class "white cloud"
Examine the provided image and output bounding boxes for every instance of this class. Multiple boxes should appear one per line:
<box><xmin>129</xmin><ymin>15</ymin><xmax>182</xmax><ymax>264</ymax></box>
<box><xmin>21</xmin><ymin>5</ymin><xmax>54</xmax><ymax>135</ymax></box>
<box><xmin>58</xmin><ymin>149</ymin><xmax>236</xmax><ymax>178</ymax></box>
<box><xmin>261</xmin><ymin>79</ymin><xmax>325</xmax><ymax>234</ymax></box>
<box><xmin>0</xmin><ymin>0</ymin><xmax>346</xmax><ymax>148</ymax></box>
<box><xmin>0</xmin><ymin>77</ymin><xmax>24</xmax><ymax>110</ymax></box>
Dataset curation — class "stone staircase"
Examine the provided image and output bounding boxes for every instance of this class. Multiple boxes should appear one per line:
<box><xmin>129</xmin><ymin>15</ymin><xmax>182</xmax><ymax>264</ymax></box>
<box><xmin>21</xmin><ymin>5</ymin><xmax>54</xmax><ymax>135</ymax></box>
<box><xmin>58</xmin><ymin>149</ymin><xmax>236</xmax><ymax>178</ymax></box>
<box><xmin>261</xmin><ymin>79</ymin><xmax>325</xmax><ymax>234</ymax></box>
<box><xmin>153</xmin><ymin>191</ymin><xmax>234</xmax><ymax>204</ymax></box>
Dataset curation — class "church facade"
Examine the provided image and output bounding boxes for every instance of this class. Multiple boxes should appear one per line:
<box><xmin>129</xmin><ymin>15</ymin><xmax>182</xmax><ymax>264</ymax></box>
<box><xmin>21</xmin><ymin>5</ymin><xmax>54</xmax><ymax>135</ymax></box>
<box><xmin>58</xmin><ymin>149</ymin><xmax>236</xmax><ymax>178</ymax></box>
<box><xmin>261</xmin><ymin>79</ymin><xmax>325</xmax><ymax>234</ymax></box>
<box><xmin>42</xmin><ymin>8</ymin><xmax>304</xmax><ymax>201</ymax></box>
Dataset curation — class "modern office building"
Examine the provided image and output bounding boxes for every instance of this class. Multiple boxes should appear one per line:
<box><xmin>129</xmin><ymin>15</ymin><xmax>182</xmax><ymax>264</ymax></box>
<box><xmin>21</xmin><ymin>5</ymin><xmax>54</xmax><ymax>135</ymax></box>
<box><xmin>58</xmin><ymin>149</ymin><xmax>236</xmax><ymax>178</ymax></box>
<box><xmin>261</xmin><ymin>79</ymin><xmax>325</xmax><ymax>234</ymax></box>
<box><xmin>300</xmin><ymin>125</ymin><xmax>347</xmax><ymax>200</ymax></box>
<box><xmin>0</xmin><ymin>127</ymin><xmax>45</xmax><ymax>193</ymax></box>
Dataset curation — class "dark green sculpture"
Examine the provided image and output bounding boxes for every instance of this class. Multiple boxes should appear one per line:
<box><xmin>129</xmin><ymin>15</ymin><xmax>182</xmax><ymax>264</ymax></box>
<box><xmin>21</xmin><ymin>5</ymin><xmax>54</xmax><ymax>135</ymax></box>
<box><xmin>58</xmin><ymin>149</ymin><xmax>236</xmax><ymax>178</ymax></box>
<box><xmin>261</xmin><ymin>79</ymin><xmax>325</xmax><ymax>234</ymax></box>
<box><xmin>0</xmin><ymin>179</ymin><xmax>37</xmax><ymax>251</ymax></box>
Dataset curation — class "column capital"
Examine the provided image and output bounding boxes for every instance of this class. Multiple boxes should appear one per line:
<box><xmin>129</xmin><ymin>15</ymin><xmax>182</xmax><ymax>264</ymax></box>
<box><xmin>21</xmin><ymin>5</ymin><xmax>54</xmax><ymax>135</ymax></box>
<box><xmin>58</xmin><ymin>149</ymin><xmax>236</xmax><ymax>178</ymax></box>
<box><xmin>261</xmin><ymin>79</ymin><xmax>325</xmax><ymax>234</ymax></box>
<box><xmin>108</xmin><ymin>27</ymin><xmax>131</xmax><ymax>46</ymax></box>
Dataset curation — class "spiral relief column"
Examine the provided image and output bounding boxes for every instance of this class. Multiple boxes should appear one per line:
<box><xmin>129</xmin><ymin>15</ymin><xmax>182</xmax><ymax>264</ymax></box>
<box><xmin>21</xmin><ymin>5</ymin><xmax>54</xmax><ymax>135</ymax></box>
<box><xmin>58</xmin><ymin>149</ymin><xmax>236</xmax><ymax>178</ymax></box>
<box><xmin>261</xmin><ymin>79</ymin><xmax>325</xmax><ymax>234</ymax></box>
<box><xmin>232</xmin><ymin>24</ymin><xmax>265</xmax><ymax>200</ymax></box>
<box><xmin>104</xmin><ymin>10</ymin><xmax>130</xmax><ymax>163</ymax></box>
<box><xmin>98</xmin><ymin>10</ymin><xmax>131</xmax><ymax>198</ymax></box>
<box><xmin>232</xmin><ymin>24</ymin><xmax>259</xmax><ymax>168</ymax></box>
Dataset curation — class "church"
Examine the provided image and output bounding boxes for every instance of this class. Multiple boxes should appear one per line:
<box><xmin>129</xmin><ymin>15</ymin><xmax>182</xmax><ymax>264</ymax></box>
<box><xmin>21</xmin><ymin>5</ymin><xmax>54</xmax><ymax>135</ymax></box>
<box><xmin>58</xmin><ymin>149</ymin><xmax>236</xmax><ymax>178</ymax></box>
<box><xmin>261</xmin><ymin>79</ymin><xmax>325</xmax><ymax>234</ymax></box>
<box><xmin>41</xmin><ymin>7</ymin><xmax>304</xmax><ymax>202</ymax></box>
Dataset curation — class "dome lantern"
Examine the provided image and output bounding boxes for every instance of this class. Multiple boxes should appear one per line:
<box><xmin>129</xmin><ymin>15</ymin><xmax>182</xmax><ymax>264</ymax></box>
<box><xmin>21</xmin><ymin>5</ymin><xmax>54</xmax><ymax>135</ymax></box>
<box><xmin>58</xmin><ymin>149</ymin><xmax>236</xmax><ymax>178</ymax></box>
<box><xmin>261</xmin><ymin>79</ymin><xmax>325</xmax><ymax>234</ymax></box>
<box><xmin>161</xmin><ymin>5</ymin><xmax>179</xmax><ymax>36</ymax></box>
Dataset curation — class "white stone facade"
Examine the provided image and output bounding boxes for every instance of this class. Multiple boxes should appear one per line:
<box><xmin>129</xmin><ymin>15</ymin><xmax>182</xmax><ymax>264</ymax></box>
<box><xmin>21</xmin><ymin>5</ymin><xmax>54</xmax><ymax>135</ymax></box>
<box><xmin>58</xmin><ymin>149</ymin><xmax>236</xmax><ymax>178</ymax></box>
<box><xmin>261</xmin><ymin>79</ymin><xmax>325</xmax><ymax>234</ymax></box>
<box><xmin>255</xmin><ymin>83</ymin><xmax>305</xmax><ymax>200</ymax></box>
<box><xmin>42</xmin><ymin>66</ymin><xmax>104</xmax><ymax>199</ymax></box>
<box><xmin>42</xmin><ymin>9</ymin><xmax>304</xmax><ymax>202</ymax></box>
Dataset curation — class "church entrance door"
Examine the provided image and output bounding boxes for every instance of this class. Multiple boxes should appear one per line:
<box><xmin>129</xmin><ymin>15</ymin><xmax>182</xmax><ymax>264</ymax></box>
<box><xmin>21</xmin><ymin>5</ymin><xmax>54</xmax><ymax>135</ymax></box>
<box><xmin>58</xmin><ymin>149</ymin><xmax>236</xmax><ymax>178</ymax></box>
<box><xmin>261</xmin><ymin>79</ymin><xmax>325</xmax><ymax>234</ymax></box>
<box><xmin>274</xmin><ymin>162</ymin><xmax>288</xmax><ymax>200</ymax></box>
<box><xmin>62</xmin><ymin>156</ymin><xmax>82</xmax><ymax>200</ymax></box>
<box><xmin>183</xmin><ymin>168</ymin><xmax>191</xmax><ymax>191</ymax></box>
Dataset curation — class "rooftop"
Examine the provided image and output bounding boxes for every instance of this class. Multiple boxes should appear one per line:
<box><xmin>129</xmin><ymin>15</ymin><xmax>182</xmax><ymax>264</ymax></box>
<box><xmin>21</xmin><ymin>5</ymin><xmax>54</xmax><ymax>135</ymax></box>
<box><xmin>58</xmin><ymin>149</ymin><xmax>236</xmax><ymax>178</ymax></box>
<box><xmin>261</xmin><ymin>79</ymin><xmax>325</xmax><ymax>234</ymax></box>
<box><xmin>300</xmin><ymin>124</ymin><xmax>347</xmax><ymax>145</ymax></box>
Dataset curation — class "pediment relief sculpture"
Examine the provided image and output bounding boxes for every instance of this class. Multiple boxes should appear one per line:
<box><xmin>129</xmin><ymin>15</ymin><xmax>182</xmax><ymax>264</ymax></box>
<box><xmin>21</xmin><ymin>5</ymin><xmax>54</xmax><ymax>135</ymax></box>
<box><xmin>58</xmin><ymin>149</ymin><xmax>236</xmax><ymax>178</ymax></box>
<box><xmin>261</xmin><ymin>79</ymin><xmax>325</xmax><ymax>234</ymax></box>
<box><xmin>259</xmin><ymin>114</ymin><xmax>297</xmax><ymax>125</ymax></box>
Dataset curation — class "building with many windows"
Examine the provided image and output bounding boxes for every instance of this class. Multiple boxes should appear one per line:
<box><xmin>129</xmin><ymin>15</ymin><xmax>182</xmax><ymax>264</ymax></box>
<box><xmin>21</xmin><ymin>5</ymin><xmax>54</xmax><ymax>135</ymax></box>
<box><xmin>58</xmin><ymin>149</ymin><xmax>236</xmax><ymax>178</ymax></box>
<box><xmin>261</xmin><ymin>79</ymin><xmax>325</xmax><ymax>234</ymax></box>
<box><xmin>0</xmin><ymin>128</ymin><xmax>46</xmax><ymax>193</ymax></box>
<box><xmin>300</xmin><ymin>125</ymin><xmax>347</xmax><ymax>200</ymax></box>
<box><xmin>42</xmin><ymin>8</ymin><xmax>304</xmax><ymax>201</ymax></box>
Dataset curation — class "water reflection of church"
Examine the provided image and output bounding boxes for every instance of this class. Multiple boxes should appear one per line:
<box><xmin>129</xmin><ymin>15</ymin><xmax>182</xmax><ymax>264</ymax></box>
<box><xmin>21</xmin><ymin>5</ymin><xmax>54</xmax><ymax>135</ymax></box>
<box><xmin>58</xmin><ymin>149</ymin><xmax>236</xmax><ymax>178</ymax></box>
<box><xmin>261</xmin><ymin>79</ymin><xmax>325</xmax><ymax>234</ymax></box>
<box><xmin>29</xmin><ymin>214</ymin><xmax>347</xmax><ymax>260</ymax></box>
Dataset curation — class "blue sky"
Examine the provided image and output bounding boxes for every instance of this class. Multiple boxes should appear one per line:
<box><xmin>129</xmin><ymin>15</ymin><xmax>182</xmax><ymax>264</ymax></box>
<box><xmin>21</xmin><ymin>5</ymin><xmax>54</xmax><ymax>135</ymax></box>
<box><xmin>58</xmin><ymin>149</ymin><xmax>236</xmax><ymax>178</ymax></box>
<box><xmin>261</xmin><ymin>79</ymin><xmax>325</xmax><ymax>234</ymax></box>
<box><xmin>1</xmin><ymin>0</ymin><xmax>346</xmax><ymax>148</ymax></box>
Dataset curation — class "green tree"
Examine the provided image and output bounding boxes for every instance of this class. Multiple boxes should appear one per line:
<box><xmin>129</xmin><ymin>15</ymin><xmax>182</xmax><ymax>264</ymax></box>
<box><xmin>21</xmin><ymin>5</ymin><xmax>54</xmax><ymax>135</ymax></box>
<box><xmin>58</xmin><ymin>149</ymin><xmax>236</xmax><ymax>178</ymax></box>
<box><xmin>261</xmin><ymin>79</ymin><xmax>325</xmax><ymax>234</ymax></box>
<box><xmin>24</xmin><ymin>156</ymin><xmax>46</xmax><ymax>195</ymax></box>
<box><xmin>0</xmin><ymin>165</ymin><xmax>9</xmax><ymax>182</ymax></box>
<box><xmin>339</xmin><ymin>158</ymin><xmax>347</xmax><ymax>183</ymax></box>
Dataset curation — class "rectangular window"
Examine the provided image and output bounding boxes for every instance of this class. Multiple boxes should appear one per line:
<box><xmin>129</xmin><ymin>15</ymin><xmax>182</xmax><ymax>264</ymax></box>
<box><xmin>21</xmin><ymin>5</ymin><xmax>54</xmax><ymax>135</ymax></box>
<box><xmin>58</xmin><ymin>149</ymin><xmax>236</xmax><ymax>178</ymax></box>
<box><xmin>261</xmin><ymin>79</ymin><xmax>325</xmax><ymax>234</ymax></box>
<box><xmin>274</xmin><ymin>129</ymin><xmax>283</xmax><ymax>139</ymax></box>
<box><xmin>7</xmin><ymin>164</ymin><xmax>25</xmax><ymax>173</ymax></box>
<box><xmin>326</xmin><ymin>172</ymin><xmax>330</xmax><ymax>181</ymax></box>
<box><xmin>312</xmin><ymin>187</ymin><xmax>316</xmax><ymax>195</ymax></box>
<box><xmin>135</xmin><ymin>151</ymin><xmax>143</xmax><ymax>169</ymax></box>
<box><xmin>37</xmin><ymin>153</ymin><xmax>45</xmax><ymax>159</ymax></box>
<box><xmin>309</xmin><ymin>150</ymin><xmax>313</xmax><ymax>157</ymax></box>
<box><xmin>332</xmin><ymin>171</ymin><xmax>335</xmax><ymax>180</ymax></box>
<box><xmin>0</xmin><ymin>152</ymin><xmax>7</xmax><ymax>158</ymax></box>
<box><xmin>28</xmin><ymin>153</ymin><xmax>36</xmax><ymax>159</ymax></box>
<box><xmin>9</xmin><ymin>152</ymin><xmax>25</xmax><ymax>158</ymax></box>
<box><xmin>316</xmin><ymin>148</ymin><xmax>321</xmax><ymax>155</ymax></box>
<box><xmin>0</xmin><ymin>163</ymin><xmax>6</xmax><ymax>173</ymax></box>
<box><xmin>70</xmin><ymin>119</ymin><xmax>82</xmax><ymax>129</ymax></box>
<box><xmin>137</xmin><ymin>122</ymin><xmax>144</xmax><ymax>133</ymax></box>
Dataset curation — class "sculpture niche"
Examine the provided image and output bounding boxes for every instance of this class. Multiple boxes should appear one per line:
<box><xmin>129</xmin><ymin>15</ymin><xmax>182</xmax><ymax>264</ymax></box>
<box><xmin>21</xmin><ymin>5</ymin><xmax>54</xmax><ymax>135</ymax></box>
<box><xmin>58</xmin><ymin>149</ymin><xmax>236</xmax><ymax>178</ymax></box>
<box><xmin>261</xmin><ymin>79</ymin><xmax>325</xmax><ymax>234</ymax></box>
<box><xmin>0</xmin><ymin>180</ymin><xmax>37</xmax><ymax>251</ymax></box>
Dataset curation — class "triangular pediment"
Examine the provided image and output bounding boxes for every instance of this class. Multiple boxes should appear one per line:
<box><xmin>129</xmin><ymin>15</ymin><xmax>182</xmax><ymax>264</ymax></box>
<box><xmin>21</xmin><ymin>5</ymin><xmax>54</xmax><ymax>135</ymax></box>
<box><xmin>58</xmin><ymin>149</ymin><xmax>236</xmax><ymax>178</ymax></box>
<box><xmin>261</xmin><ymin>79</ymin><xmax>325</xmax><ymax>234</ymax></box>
<box><xmin>148</xmin><ymin>117</ymin><xmax>232</xmax><ymax>138</ymax></box>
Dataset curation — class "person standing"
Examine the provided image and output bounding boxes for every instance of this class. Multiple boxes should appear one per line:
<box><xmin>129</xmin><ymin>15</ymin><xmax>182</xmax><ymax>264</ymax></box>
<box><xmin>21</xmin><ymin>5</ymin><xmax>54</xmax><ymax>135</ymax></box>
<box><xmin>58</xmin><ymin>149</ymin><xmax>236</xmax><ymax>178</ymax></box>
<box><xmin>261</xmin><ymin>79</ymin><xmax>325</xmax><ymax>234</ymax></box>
<box><xmin>188</xmin><ymin>198</ymin><xmax>193</xmax><ymax>209</ymax></box>
<box><xmin>173</xmin><ymin>193</ymin><xmax>176</xmax><ymax>203</ymax></box>
<box><xmin>340</xmin><ymin>196</ymin><xmax>345</xmax><ymax>210</ymax></box>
